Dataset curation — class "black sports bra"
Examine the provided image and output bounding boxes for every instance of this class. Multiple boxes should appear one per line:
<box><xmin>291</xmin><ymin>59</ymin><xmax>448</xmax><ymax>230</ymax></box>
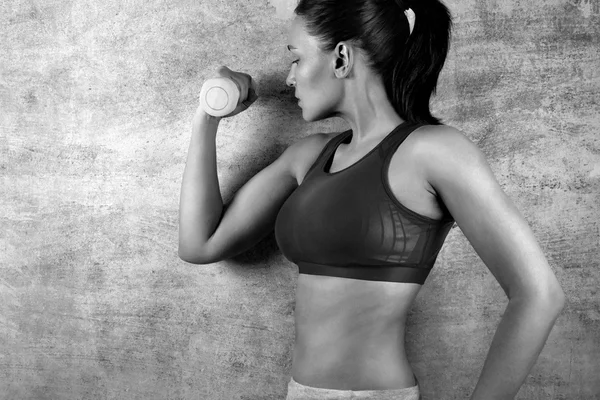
<box><xmin>274</xmin><ymin>122</ymin><xmax>454</xmax><ymax>284</ymax></box>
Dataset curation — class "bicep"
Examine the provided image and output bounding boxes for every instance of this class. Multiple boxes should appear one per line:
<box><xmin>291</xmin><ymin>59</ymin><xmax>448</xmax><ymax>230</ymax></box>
<box><xmin>201</xmin><ymin>147</ymin><xmax>299</xmax><ymax>263</ymax></box>
<box><xmin>425</xmin><ymin>130</ymin><xmax>560</xmax><ymax>300</ymax></box>
<box><xmin>201</xmin><ymin>134</ymin><xmax>327</xmax><ymax>263</ymax></box>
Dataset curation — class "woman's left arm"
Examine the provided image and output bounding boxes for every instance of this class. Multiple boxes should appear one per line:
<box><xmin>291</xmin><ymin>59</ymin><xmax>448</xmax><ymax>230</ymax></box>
<box><xmin>420</xmin><ymin>126</ymin><xmax>565</xmax><ymax>400</ymax></box>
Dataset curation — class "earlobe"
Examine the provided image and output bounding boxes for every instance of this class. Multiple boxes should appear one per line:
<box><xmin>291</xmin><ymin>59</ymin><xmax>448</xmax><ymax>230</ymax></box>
<box><xmin>334</xmin><ymin>43</ymin><xmax>353</xmax><ymax>79</ymax></box>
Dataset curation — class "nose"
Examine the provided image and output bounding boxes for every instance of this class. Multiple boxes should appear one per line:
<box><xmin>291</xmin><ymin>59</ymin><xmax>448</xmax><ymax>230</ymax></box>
<box><xmin>286</xmin><ymin>64</ymin><xmax>296</xmax><ymax>88</ymax></box>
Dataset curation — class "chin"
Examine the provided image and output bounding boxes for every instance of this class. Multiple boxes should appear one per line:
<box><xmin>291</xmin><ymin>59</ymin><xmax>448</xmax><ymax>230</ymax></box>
<box><xmin>301</xmin><ymin>106</ymin><xmax>334</xmax><ymax>122</ymax></box>
<box><xmin>300</xmin><ymin>107</ymin><xmax>316</xmax><ymax>122</ymax></box>
<box><xmin>302</xmin><ymin>111</ymin><xmax>317</xmax><ymax>122</ymax></box>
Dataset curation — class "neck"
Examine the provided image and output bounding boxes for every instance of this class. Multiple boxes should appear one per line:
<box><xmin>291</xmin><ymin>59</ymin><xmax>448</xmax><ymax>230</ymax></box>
<box><xmin>336</xmin><ymin>71</ymin><xmax>404</xmax><ymax>145</ymax></box>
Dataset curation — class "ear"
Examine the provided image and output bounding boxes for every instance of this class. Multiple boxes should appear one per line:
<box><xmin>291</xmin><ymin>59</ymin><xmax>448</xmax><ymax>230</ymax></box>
<box><xmin>333</xmin><ymin>42</ymin><xmax>353</xmax><ymax>78</ymax></box>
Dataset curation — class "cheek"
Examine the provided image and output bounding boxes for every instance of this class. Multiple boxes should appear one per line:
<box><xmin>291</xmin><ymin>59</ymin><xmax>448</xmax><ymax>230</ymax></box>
<box><xmin>299</xmin><ymin>60</ymin><xmax>329</xmax><ymax>88</ymax></box>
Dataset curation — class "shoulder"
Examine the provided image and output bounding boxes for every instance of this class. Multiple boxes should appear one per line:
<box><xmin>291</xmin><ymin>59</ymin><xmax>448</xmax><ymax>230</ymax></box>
<box><xmin>406</xmin><ymin>125</ymin><xmax>489</xmax><ymax>184</ymax></box>
<box><xmin>282</xmin><ymin>131</ymin><xmax>340</xmax><ymax>184</ymax></box>
<box><xmin>285</xmin><ymin>131</ymin><xmax>335</xmax><ymax>156</ymax></box>
<box><xmin>408</xmin><ymin>125</ymin><xmax>480</xmax><ymax>158</ymax></box>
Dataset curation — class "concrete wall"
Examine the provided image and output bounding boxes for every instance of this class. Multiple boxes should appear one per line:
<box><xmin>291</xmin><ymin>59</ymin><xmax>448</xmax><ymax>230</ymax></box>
<box><xmin>1</xmin><ymin>0</ymin><xmax>598</xmax><ymax>398</ymax></box>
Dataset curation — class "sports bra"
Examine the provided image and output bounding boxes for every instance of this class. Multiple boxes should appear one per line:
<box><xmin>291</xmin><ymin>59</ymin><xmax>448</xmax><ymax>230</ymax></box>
<box><xmin>274</xmin><ymin>122</ymin><xmax>455</xmax><ymax>284</ymax></box>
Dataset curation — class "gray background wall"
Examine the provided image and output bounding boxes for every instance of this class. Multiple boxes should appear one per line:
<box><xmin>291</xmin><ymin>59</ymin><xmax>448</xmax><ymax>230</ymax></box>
<box><xmin>1</xmin><ymin>0</ymin><xmax>598</xmax><ymax>398</ymax></box>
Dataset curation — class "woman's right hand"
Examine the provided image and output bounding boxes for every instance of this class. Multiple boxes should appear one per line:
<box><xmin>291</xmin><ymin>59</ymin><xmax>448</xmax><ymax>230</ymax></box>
<box><xmin>197</xmin><ymin>66</ymin><xmax>258</xmax><ymax>120</ymax></box>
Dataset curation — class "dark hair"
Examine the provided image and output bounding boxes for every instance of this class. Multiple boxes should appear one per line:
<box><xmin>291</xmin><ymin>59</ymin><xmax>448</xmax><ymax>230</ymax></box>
<box><xmin>295</xmin><ymin>0</ymin><xmax>452</xmax><ymax>125</ymax></box>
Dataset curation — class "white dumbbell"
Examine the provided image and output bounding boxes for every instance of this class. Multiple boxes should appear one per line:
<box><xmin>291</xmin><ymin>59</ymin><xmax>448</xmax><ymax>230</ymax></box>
<box><xmin>199</xmin><ymin>77</ymin><xmax>241</xmax><ymax>117</ymax></box>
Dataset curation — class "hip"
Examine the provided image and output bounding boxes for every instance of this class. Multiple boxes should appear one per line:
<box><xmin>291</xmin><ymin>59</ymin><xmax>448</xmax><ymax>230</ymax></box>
<box><xmin>286</xmin><ymin>376</ymin><xmax>420</xmax><ymax>400</ymax></box>
<box><xmin>291</xmin><ymin>336</ymin><xmax>415</xmax><ymax>391</ymax></box>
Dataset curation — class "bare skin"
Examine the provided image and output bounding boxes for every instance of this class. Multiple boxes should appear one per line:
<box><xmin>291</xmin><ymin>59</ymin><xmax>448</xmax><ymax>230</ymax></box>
<box><xmin>266</xmin><ymin>77</ymin><xmax>437</xmax><ymax>388</ymax></box>
<box><xmin>179</xmin><ymin>15</ymin><xmax>564</xmax><ymax>398</ymax></box>
<box><xmin>289</xmin><ymin>127</ymin><xmax>439</xmax><ymax>390</ymax></box>
<box><xmin>292</xmin><ymin>275</ymin><xmax>422</xmax><ymax>390</ymax></box>
<box><xmin>180</xmin><ymin>103</ymin><xmax>564</xmax><ymax>397</ymax></box>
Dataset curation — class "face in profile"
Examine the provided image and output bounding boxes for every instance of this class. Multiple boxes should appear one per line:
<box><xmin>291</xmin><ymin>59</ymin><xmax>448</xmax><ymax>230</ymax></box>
<box><xmin>286</xmin><ymin>17</ymin><xmax>343</xmax><ymax>122</ymax></box>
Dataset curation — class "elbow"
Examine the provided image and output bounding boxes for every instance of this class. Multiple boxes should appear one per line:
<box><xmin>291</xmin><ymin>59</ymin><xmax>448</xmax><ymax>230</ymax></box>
<box><xmin>542</xmin><ymin>280</ymin><xmax>566</xmax><ymax>316</ymax></box>
<box><xmin>178</xmin><ymin>242</ymin><xmax>215</xmax><ymax>265</ymax></box>
<box><xmin>512</xmin><ymin>284</ymin><xmax>566</xmax><ymax>319</ymax></box>
<box><xmin>539</xmin><ymin>290</ymin><xmax>566</xmax><ymax>324</ymax></box>
<box><xmin>548</xmin><ymin>286</ymin><xmax>566</xmax><ymax>315</ymax></box>
<box><xmin>178</xmin><ymin>228</ymin><xmax>218</xmax><ymax>264</ymax></box>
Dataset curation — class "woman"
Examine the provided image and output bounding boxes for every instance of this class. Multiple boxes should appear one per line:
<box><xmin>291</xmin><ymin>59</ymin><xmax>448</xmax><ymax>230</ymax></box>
<box><xmin>178</xmin><ymin>0</ymin><xmax>565</xmax><ymax>398</ymax></box>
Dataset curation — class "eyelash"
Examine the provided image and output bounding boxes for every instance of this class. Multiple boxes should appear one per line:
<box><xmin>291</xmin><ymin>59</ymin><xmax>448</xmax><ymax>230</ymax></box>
<box><xmin>291</xmin><ymin>59</ymin><xmax>299</xmax><ymax>65</ymax></box>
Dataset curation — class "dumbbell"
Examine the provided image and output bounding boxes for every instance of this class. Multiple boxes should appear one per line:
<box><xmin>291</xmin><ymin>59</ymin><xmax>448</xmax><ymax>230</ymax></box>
<box><xmin>198</xmin><ymin>77</ymin><xmax>241</xmax><ymax>117</ymax></box>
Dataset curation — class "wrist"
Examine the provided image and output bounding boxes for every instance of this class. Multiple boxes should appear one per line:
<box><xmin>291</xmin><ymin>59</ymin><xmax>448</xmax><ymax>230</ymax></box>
<box><xmin>193</xmin><ymin>107</ymin><xmax>222</xmax><ymax>126</ymax></box>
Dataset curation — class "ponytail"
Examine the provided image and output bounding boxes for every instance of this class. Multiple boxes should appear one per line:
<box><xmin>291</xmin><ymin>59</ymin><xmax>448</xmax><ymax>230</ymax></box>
<box><xmin>388</xmin><ymin>1</ymin><xmax>452</xmax><ymax>124</ymax></box>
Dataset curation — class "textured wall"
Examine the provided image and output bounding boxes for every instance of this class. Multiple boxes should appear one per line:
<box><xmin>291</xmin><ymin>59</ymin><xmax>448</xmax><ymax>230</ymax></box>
<box><xmin>1</xmin><ymin>0</ymin><xmax>598</xmax><ymax>399</ymax></box>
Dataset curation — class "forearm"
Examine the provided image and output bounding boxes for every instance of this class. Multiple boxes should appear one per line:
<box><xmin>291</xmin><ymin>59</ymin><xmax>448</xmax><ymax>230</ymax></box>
<box><xmin>178</xmin><ymin>110</ymin><xmax>224</xmax><ymax>259</ymax></box>
<box><xmin>470</xmin><ymin>296</ymin><xmax>564</xmax><ymax>400</ymax></box>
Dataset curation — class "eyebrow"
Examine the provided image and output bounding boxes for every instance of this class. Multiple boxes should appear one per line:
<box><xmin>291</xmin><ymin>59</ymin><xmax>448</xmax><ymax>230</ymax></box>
<box><xmin>287</xmin><ymin>45</ymin><xmax>297</xmax><ymax>51</ymax></box>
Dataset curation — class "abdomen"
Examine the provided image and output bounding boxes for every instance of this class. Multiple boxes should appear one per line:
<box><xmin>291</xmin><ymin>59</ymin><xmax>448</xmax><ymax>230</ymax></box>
<box><xmin>291</xmin><ymin>273</ymin><xmax>422</xmax><ymax>390</ymax></box>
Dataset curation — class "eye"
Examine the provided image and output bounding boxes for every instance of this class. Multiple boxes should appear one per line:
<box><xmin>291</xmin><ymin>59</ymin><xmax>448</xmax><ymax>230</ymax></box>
<box><xmin>291</xmin><ymin>59</ymin><xmax>299</xmax><ymax>65</ymax></box>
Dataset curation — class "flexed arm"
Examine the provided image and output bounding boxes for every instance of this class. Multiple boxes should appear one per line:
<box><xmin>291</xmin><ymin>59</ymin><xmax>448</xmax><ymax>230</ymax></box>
<box><xmin>419</xmin><ymin>126</ymin><xmax>565</xmax><ymax>399</ymax></box>
<box><xmin>178</xmin><ymin>67</ymin><xmax>256</xmax><ymax>261</ymax></box>
<box><xmin>178</xmin><ymin>109</ymin><xmax>224</xmax><ymax>260</ymax></box>
<box><xmin>178</xmin><ymin>67</ymin><xmax>326</xmax><ymax>264</ymax></box>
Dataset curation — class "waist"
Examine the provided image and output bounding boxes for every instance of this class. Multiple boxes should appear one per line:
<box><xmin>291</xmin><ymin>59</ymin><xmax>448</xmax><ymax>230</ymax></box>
<box><xmin>292</xmin><ymin>332</ymin><xmax>415</xmax><ymax>390</ymax></box>
<box><xmin>292</xmin><ymin>271</ymin><xmax>421</xmax><ymax>390</ymax></box>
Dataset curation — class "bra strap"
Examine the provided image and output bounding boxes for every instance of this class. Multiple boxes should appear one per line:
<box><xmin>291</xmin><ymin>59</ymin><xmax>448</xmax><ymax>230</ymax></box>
<box><xmin>304</xmin><ymin>130</ymin><xmax>351</xmax><ymax>178</ymax></box>
<box><xmin>379</xmin><ymin>122</ymin><xmax>424</xmax><ymax>158</ymax></box>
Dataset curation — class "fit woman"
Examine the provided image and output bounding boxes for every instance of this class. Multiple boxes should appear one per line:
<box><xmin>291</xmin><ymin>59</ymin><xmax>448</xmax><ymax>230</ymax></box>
<box><xmin>178</xmin><ymin>1</ymin><xmax>565</xmax><ymax>399</ymax></box>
